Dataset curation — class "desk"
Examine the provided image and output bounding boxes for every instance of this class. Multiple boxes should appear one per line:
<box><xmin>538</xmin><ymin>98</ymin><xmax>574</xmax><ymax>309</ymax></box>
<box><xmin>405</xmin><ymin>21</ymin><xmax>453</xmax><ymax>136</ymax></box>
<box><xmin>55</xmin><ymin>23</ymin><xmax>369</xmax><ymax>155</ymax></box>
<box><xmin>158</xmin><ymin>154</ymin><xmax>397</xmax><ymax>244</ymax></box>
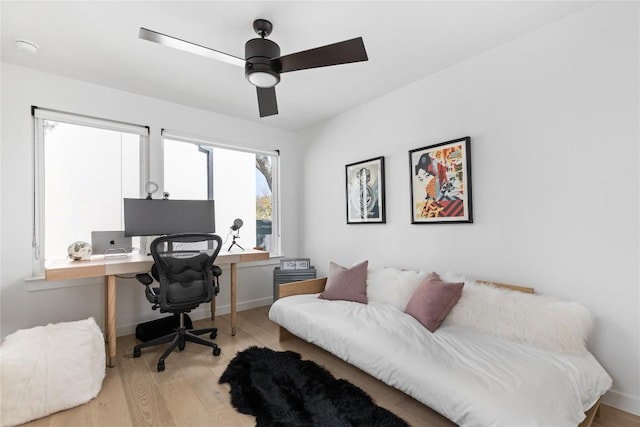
<box><xmin>45</xmin><ymin>249</ymin><xmax>269</xmax><ymax>367</ymax></box>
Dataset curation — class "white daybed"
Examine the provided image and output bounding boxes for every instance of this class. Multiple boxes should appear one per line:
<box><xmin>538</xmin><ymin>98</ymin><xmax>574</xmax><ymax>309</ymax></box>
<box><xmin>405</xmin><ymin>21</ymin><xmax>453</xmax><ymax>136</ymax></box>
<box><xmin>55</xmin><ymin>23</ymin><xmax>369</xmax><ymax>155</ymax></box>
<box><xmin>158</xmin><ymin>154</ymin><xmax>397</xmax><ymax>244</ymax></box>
<box><xmin>268</xmin><ymin>265</ymin><xmax>612</xmax><ymax>427</ymax></box>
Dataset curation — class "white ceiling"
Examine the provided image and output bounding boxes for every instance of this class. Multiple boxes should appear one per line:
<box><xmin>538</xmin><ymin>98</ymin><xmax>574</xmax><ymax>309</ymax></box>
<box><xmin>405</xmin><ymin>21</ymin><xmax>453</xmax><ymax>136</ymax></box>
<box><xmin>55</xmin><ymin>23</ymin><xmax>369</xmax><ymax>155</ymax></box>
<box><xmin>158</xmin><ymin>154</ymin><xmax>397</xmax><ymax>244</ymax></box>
<box><xmin>1</xmin><ymin>1</ymin><xmax>594</xmax><ymax>130</ymax></box>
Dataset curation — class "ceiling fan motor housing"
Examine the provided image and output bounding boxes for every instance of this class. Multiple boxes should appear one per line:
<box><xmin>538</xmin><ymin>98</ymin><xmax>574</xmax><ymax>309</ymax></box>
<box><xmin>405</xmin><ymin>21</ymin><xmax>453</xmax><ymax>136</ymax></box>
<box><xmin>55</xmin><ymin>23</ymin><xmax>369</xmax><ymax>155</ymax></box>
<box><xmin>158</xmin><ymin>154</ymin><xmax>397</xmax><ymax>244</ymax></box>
<box><xmin>245</xmin><ymin>38</ymin><xmax>281</xmax><ymax>87</ymax></box>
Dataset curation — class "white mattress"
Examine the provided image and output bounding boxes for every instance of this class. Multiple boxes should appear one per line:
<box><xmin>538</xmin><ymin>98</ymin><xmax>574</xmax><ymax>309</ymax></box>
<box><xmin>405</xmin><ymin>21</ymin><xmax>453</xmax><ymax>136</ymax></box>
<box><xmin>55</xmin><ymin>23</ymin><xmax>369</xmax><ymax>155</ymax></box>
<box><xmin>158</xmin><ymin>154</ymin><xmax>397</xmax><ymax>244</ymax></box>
<box><xmin>269</xmin><ymin>294</ymin><xmax>612</xmax><ymax>427</ymax></box>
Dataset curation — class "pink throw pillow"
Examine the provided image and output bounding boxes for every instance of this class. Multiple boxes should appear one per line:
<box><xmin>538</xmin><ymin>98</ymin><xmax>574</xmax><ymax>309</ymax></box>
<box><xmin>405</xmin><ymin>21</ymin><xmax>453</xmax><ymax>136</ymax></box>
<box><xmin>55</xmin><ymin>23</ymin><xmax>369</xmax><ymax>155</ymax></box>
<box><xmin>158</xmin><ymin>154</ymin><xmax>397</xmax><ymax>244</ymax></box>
<box><xmin>404</xmin><ymin>276</ymin><xmax>464</xmax><ymax>332</ymax></box>
<box><xmin>318</xmin><ymin>260</ymin><xmax>368</xmax><ymax>304</ymax></box>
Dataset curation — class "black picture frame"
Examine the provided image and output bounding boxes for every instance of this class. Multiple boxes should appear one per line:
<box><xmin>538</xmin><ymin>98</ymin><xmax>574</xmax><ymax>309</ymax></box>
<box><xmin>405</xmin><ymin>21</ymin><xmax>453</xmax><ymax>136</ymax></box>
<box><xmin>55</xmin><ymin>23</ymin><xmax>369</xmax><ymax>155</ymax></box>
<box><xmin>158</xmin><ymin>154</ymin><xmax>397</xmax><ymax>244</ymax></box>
<box><xmin>345</xmin><ymin>156</ymin><xmax>386</xmax><ymax>224</ymax></box>
<box><xmin>409</xmin><ymin>137</ymin><xmax>473</xmax><ymax>224</ymax></box>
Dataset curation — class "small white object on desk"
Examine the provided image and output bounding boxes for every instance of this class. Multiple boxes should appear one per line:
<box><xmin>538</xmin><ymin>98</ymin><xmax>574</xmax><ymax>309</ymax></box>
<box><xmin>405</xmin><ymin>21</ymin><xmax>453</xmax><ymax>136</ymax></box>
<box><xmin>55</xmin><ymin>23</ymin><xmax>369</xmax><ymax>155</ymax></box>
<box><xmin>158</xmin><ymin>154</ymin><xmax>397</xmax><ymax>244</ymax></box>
<box><xmin>67</xmin><ymin>241</ymin><xmax>92</xmax><ymax>261</ymax></box>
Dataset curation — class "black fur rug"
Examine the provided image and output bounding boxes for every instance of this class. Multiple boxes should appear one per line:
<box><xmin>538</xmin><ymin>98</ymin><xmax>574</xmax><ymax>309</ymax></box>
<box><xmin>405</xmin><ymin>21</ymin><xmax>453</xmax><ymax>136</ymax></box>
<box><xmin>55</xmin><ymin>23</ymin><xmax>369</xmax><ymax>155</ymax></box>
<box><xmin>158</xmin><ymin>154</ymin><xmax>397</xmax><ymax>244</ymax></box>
<box><xmin>219</xmin><ymin>346</ymin><xmax>409</xmax><ymax>427</ymax></box>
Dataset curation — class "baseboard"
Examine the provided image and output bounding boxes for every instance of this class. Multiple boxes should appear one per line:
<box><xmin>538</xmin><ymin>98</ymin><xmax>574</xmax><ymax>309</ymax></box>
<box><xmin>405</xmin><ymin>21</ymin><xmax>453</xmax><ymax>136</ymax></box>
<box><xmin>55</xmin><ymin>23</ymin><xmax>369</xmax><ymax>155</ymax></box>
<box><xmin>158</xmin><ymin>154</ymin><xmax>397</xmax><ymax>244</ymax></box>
<box><xmin>602</xmin><ymin>389</ymin><xmax>640</xmax><ymax>416</ymax></box>
<box><xmin>233</xmin><ymin>296</ymin><xmax>274</xmax><ymax>313</ymax></box>
<box><xmin>115</xmin><ymin>296</ymin><xmax>273</xmax><ymax>337</ymax></box>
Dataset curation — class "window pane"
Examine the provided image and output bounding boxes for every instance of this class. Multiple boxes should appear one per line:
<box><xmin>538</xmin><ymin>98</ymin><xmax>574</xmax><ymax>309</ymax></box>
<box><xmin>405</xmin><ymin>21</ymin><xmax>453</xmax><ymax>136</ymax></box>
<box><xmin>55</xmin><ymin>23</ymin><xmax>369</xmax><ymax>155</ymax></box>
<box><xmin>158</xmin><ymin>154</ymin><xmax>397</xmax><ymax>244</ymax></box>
<box><xmin>43</xmin><ymin>121</ymin><xmax>141</xmax><ymax>259</ymax></box>
<box><xmin>163</xmin><ymin>140</ymin><xmax>208</xmax><ymax>199</ymax></box>
<box><xmin>164</xmin><ymin>139</ymin><xmax>276</xmax><ymax>253</ymax></box>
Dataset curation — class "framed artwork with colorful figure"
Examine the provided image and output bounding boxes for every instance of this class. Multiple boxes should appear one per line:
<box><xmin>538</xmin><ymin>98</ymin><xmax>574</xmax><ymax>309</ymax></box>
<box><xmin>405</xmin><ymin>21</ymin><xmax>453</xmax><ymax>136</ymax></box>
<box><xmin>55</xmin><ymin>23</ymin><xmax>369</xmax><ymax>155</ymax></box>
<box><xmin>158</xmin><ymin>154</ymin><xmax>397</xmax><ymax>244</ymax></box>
<box><xmin>346</xmin><ymin>156</ymin><xmax>386</xmax><ymax>224</ymax></box>
<box><xmin>409</xmin><ymin>137</ymin><xmax>472</xmax><ymax>224</ymax></box>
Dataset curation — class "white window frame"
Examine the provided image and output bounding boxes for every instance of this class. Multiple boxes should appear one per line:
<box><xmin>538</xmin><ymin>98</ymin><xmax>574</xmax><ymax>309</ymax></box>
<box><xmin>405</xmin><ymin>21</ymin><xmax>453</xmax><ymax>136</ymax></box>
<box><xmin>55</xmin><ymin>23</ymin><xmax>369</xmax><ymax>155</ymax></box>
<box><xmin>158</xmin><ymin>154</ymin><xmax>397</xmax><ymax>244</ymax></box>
<box><xmin>161</xmin><ymin>129</ymin><xmax>281</xmax><ymax>256</ymax></box>
<box><xmin>31</xmin><ymin>107</ymin><xmax>149</xmax><ymax>276</ymax></box>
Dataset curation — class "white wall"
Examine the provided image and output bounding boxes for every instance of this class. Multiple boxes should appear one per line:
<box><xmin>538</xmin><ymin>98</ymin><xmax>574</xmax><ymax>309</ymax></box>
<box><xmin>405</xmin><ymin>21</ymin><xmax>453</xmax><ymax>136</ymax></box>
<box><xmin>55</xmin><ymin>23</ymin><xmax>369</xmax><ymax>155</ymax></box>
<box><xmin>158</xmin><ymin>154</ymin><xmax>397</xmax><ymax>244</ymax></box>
<box><xmin>299</xmin><ymin>3</ymin><xmax>639</xmax><ymax>415</ymax></box>
<box><xmin>1</xmin><ymin>0</ymin><xmax>638</xmax><ymax>417</ymax></box>
<box><xmin>0</xmin><ymin>63</ymin><xmax>300</xmax><ymax>337</ymax></box>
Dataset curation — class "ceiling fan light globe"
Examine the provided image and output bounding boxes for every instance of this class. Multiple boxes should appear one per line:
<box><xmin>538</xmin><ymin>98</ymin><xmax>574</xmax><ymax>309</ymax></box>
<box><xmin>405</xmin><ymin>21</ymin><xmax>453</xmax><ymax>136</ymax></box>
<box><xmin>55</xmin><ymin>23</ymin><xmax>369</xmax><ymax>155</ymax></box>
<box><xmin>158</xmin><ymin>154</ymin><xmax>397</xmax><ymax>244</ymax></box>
<box><xmin>248</xmin><ymin>71</ymin><xmax>280</xmax><ymax>88</ymax></box>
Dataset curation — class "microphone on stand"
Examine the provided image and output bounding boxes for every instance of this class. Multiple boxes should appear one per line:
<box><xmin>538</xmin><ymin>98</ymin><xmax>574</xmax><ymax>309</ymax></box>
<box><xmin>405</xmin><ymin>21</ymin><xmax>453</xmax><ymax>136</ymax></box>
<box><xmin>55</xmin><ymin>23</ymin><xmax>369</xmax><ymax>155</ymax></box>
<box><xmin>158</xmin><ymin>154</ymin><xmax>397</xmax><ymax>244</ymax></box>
<box><xmin>228</xmin><ymin>219</ymin><xmax>244</xmax><ymax>251</ymax></box>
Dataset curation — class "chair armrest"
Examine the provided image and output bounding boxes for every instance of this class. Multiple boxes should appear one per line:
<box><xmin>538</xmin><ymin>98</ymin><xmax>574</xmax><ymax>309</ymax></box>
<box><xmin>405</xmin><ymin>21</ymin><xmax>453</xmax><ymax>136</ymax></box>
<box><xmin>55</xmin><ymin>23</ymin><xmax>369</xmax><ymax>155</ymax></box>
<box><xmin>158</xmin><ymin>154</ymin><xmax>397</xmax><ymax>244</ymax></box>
<box><xmin>135</xmin><ymin>273</ymin><xmax>154</xmax><ymax>286</ymax></box>
<box><xmin>211</xmin><ymin>265</ymin><xmax>222</xmax><ymax>295</ymax></box>
<box><xmin>212</xmin><ymin>265</ymin><xmax>222</xmax><ymax>277</ymax></box>
<box><xmin>278</xmin><ymin>277</ymin><xmax>327</xmax><ymax>299</ymax></box>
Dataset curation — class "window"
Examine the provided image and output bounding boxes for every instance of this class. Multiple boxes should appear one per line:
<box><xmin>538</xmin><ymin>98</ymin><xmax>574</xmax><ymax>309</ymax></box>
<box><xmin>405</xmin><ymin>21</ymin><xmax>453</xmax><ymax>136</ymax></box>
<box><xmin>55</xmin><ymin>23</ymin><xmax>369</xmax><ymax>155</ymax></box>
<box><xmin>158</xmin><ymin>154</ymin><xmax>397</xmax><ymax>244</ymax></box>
<box><xmin>162</xmin><ymin>131</ymin><xmax>279</xmax><ymax>255</ymax></box>
<box><xmin>32</xmin><ymin>108</ymin><xmax>148</xmax><ymax>275</ymax></box>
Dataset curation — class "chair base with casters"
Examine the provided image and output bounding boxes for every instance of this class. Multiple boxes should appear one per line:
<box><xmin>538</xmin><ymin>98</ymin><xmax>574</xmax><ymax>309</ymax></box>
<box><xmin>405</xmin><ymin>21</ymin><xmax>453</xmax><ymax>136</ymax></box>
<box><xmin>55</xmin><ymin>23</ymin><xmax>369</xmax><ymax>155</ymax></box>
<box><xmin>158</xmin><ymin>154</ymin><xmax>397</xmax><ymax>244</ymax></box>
<box><xmin>133</xmin><ymin>312</ymin><xmax>221</xmax><ymax>372</ymax></box>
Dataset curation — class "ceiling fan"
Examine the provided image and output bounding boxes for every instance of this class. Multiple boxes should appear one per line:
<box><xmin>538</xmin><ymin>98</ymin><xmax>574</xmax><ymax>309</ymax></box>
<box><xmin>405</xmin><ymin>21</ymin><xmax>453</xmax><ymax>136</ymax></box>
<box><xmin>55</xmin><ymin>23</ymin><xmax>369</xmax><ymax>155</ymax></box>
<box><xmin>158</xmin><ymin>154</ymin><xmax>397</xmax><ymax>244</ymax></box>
<box><xmin>139</xmin><ymin>19</ymin><xmax>368</xmax><ymax>118</ymax></box>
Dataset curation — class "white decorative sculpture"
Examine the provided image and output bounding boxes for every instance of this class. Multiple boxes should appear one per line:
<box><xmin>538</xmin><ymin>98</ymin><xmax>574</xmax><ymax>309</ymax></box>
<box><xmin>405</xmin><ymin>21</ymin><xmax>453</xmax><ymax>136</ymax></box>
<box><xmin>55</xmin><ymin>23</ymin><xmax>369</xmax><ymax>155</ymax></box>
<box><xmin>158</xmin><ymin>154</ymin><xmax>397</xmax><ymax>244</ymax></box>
<box><xmin>67</xmin><ymin>241</ymin><xmax>92</xmax><ymax>261</ymax></box>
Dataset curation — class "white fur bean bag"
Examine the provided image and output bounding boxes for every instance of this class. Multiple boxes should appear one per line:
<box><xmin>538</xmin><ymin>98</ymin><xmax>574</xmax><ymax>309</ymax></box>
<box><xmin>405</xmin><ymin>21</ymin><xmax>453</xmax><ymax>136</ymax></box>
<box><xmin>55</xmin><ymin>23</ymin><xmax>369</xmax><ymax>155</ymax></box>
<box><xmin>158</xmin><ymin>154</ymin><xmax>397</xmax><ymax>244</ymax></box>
<box><xmin>0</xmin><ymin>317</ymin><xmax>105</xmax><ymax>427</ymax></box>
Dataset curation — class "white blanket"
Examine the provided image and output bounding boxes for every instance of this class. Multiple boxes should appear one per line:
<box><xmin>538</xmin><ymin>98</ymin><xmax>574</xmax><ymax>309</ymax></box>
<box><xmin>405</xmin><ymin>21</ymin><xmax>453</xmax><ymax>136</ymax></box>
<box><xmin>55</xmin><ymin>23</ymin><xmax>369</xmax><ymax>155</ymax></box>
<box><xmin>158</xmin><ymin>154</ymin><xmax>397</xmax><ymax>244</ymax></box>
<box><xmin>269</xmin><ymin>294</ymin><xmax>612</xmax><ymax>427</ymax></box>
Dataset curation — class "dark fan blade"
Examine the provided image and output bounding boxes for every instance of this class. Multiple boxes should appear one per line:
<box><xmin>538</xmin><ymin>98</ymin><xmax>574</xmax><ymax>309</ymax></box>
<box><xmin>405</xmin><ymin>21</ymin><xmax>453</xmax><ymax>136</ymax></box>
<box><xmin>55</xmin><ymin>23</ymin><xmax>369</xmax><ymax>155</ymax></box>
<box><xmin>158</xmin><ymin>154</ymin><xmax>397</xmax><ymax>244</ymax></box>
<box><xmin>139</xmin><ymin>28</ymin><xmax>245</xmax><ymax>68</ymax></box>
<box><xmin>278</xmin><ymin>37</ymin><xmax>367</xmax><ymax>73</ymax></box>
<box><xmin>257</xmin><ymin>87</ymin><xmax>278</xmax><ymax>117</ymax></box>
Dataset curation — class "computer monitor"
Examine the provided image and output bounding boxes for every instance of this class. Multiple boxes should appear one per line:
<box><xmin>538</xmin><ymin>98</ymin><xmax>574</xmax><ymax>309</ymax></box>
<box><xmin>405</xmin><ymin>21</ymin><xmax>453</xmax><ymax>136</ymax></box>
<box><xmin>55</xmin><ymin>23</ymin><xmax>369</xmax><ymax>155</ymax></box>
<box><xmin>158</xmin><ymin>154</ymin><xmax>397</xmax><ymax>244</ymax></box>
<box><xmin>123</xmin><ymin>198</ymin><xmax>215</xmax><ymax>237</ymax></box>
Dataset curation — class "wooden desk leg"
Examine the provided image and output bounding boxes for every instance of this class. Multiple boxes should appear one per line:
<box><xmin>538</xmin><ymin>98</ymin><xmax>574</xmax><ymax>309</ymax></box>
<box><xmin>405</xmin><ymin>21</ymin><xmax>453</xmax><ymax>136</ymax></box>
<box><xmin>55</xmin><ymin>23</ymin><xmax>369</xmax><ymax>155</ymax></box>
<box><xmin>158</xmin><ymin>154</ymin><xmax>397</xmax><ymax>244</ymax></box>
<box><xmin>104</xmin><ymin>277</ymin><xmax>109</xmax><ymax>347</ymax></box>
<box><xmin>230</xmin><ymin>263</ymin><xmax>237</xmax><ymax>336</ymax></box>
<box><xmin>105</xmin><ymin>275</ymin><xmax>117</xmax><ymax>368</ymax></box>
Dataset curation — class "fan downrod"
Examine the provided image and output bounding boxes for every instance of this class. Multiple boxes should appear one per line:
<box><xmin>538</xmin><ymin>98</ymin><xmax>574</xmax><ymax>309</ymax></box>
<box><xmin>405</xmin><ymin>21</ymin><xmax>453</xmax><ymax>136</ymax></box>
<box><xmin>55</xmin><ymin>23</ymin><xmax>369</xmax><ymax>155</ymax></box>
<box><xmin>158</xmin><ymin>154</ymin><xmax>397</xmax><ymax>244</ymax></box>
<box><xmin>253</xmin><ymin>19</ymin><xmax>273</xmax><ymax>38</ymax></box>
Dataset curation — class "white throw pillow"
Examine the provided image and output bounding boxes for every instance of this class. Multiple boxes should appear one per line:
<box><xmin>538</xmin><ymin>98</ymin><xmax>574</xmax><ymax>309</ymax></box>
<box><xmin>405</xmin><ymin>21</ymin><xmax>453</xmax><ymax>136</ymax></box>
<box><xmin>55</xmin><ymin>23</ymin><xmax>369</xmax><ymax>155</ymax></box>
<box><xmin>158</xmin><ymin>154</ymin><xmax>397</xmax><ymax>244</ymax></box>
<box><xmin>441</xmin><ymin>278</ymin><xmax>593</xmax><ymax>354</ymax></box>
<box><xmin>366</xmin><ymin>267</ymin><xmax>430</xmax><ymax>310</ymax></box>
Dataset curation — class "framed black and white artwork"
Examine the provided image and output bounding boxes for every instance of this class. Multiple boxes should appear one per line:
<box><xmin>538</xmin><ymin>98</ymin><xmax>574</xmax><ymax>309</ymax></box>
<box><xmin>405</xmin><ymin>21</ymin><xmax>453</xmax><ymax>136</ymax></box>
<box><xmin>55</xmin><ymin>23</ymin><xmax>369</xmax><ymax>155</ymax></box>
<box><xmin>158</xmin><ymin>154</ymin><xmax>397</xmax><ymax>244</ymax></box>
<box><xmin>345</xmin><ymin>156</ymin><xmax>386</xmax><ymax>224</ymax></box>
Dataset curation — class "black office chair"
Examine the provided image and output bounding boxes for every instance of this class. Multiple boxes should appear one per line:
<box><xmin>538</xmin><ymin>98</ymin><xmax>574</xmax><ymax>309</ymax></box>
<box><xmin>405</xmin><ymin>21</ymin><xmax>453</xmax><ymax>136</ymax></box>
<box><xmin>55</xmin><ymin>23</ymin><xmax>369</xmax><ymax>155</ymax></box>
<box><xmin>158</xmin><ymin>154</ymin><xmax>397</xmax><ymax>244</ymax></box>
<box><xmin>133</xmin><ymin>233</ymin><xmax>223</xmax><ymax>371</ymax></box>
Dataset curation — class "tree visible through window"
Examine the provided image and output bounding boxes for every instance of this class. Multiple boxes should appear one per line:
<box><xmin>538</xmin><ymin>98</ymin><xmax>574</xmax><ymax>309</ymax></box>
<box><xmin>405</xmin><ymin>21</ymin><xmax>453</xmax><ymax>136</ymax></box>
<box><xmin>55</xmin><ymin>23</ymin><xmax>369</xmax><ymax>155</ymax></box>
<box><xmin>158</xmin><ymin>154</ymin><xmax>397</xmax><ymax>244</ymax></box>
<box><xmin>255</xmin><ymin>155</ymin><xmax>273</xmax><ymax>250</ymax></box>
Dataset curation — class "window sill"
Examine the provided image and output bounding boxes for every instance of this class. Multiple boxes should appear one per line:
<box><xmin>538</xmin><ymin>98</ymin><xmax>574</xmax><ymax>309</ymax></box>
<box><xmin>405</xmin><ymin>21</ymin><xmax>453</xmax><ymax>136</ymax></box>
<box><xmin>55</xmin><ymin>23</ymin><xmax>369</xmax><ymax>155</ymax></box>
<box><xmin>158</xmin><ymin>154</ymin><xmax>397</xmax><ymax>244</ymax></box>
<box><xmin>25</xmin><ymin>275</ymin><xmax>103</xmax><ymax>292</ymax></box>
<box><xmin>232</xmin><ymin>256</ymin><xmax>281</xmax><ymax>268</ymax></box>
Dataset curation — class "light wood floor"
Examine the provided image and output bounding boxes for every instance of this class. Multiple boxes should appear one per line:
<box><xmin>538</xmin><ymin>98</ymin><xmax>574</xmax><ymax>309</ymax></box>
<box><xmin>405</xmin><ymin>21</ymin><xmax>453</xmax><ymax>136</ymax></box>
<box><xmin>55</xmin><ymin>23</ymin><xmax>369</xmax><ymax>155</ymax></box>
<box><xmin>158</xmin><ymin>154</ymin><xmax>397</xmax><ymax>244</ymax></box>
<box><xmin>20</xmin><ymin>306</ymin><xmax>639</xmax><ymax>427</ymax></box>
